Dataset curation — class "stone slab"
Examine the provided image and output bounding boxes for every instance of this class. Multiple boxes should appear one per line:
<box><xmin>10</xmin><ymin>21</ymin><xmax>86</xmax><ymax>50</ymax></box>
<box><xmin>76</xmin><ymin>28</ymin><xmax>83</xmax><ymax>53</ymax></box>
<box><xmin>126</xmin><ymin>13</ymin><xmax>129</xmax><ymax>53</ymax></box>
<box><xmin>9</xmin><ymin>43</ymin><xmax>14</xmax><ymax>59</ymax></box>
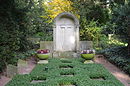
<box><xmin>38</xmin><ymin>60</ymin><xmax>48</xmax><ymax>64</ymax></box>
<box><xmin>31</xmin><ymin>80</ymin><xmax>46</xmax><ymax>84</ymax></box>
<box><xmin>18</xmin><ymin>59</ymin><xmax>28</xmax><ymax>67</ymax></box>
<box><xmin>53</xmin><ymin>52</ymin><xmax>80</xmax><ymax>58</ymax></box>
<box><xmin>60</xmin><ymin>85</ymin><xmax>75</xmax><ymax>86</ymax></box>
<box><xmin>17</xmin><ymin>59</ymin><xmax>28</xmax><ymax>74</ymax></box>
<box><xmin>61</xmin><ymin>75</ymin><xmax>74</xmax><ymax>77</ymax></box>
<box><xmin>84</xmin><ymin>60</ymin><xmax>94</xmax><ymax>64</ymax></box>
<box><xmin>6</xmin><ymin>64</ymin><xmax>17</xmax><ymax>78</ymax></box>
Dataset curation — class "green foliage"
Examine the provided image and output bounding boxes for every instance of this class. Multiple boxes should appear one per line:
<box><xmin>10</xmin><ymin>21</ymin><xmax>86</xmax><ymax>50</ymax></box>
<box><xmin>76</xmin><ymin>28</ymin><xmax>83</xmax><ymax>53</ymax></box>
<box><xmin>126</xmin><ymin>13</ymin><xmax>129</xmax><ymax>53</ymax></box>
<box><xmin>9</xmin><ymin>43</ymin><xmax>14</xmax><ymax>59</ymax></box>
<box><xmin>80</xmin><ymin>20</ymin><xmax>102</xmax><ymax>41</ymax></box>
<box><xmin>0</xmin><ymin>0</ymin><xmax>52</xmax><ymax>72</ymax></box>
<box><xmin>70</xmin><ymin>0</ymin><xmax>109</xmax><ymax>43</ymax></box>
<box><xmin>0</xmin><ymin>0</ymin><xmax>21</xmax><ymax>72</ymax></box>
<box><xmin>98</xmin><ymin>1</ymin><xmax>130</xmax><ymax>75</ymax></box>
<box><xmin>97</xmin><ymin>34</ymin><xmax>127</xmax><ymax>51</ymax></box>
<box><xmin>43</xmin><ymin>0</ymin><xmax>76</xmax><ymax>20</ymax></box>
<box><xmin>71</xmin><ymin>0</ymin><xmax>109</xmax><ymax>24</ymax></box>
<box><xmin>6</xmin><ymin>58</ymin><xmax>124</xmax><ymax>86</ymax></box>
<box><xmin>110</xmin><ymin>2</ymin><xmax>130</xmax><ymax>43</ymax></box>
<box><xmin>102</xmin><ymin>22</ymin><xmax>116</xmax><ymax>35</ymax></box>
<box><xmin>98</xmin><ymin>46</ymin><xmax>130</xmax><ymax>75</ymax></box>
<box><xmin>70</xmin><ymin>0</ymin><xmax>110</xmax><ymax>48</ymax></box>
<box><xmin>15</xmin><ymin>50</ymin><xmax>36</xmax><ymax>60</ymax></box>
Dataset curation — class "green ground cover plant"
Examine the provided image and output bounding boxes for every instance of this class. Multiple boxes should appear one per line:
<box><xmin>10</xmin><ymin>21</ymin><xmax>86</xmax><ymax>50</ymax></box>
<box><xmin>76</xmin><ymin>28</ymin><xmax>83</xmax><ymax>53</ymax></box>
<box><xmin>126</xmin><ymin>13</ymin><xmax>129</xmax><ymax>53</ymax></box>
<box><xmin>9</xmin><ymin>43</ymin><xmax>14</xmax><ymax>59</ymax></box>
<box><xmin>99</xmin><ymin>46</ymin><xmax>130</xmax><ymax>75</ymax></box>
<box><xmin>6</xmin><ymin>58</ymin><xmax>124</xmax><ymax>86</ymax></box>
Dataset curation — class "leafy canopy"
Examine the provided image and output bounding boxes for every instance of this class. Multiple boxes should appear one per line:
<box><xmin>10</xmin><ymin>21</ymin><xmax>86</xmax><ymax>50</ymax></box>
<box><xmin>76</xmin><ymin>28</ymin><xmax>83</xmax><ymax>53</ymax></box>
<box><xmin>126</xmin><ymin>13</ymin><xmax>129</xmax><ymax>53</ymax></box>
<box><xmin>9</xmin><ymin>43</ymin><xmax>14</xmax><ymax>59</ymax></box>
<box><xmin>43</xmin><ymin>0</ymin><xmax>76</xmax><ymax>20</ymax></box>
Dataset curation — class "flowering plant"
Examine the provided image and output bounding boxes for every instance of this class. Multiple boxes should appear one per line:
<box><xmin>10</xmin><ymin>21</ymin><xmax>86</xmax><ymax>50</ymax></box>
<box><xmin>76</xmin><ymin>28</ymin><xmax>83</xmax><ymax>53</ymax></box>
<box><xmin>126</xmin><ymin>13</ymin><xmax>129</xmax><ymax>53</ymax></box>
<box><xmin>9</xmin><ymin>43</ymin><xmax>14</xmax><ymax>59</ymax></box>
<box><xmin>37</xmin><ymin>49</ymin><xmax>50</xmax><ymax>54</ymax></box>
<box><xmin>81</xmin><ymin>49</ymin><xmax>95</xmax><ymax>54</ymax></box>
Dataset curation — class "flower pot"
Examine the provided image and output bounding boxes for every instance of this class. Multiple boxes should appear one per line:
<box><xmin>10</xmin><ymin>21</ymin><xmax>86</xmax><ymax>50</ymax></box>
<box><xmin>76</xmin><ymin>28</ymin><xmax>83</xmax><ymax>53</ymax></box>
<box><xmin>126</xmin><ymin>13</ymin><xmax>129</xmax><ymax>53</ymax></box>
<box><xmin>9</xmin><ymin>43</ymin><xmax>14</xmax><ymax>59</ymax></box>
<box><xmin>81</xmin><ymin>54</ymin><xmax>94</xmax><ymax>60</ymax></box>
<box><xmin>37</xmin><ymin>53</ymin><xmax>49</xmax><ymax>60</ymax></box>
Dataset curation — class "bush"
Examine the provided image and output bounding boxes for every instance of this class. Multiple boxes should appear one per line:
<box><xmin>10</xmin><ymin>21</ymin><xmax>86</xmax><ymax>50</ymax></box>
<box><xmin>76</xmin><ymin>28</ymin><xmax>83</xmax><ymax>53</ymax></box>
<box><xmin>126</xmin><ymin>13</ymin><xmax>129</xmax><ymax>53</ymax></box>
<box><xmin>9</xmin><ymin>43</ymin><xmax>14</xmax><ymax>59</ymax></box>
<box><xmin>15</xmin><ymin>50</ymin><xmax>36</xmax><ymax>60</ymax></box>
<box><xmin>80</xmin><ymin>20</ymin><xmax>102</xmax><ymax>41</ymax></box>
<box><xmin>98</xmin><ymin>46</ymin><xmax>130</xmax><ymax>75</ymax></box>
<box><xmin>0</xmin><ymin>0</ymin><xmax>51</xmax><ymax>72</ymax></box>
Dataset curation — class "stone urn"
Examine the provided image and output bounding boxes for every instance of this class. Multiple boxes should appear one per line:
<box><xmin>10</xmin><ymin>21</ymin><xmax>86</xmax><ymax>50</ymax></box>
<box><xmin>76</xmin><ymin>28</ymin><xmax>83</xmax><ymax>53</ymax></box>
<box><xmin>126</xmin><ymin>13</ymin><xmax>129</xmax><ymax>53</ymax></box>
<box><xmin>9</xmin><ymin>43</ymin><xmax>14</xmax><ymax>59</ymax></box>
<box><xmin>81</xmin><ymin>50</ymin><xmax>95</xmax><ymax>60</ymax></box>
<box><xmin>37</xmin><ymin>49</ymin><xmax>50</xmax><ymax>60</ymax></box>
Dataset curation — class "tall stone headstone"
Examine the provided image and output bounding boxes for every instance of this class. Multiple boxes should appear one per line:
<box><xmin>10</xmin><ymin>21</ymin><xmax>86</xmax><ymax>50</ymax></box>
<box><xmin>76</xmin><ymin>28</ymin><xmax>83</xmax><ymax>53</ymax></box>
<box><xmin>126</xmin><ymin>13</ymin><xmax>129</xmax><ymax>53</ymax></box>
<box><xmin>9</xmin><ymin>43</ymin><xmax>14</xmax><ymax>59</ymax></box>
<box><xmin>53</xmin><ymin>12</ymin><xmax>79</xmax><ymax>52</ymax></box>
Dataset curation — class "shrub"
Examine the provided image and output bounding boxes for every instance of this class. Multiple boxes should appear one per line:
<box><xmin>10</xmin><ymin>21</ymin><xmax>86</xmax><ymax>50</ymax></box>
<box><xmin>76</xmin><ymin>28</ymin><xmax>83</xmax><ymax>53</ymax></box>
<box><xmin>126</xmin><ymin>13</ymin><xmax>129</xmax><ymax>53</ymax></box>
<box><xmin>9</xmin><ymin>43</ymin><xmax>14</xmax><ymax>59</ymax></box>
<box><xmin>98</xmin><ymin>46</ymin><xmax>130</xmax><ymax>75</ymax></box>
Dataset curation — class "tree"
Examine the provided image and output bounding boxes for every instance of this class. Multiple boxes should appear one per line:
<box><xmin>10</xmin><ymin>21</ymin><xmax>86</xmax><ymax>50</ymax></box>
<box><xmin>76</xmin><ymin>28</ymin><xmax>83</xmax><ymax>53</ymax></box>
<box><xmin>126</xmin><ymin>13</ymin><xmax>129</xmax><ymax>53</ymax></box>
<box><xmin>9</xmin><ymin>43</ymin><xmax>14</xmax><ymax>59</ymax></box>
<box><xmin>0</xmin><ymin>0</ymin><xmax>52</xmax><ymax>72</ymax></box>
<box><xmin>69</xmin><ymin>0</ymin><xmax>109</xmax><ymax>43</ymax></box>
<box><xmin>80</xmin><ymin>20</ymin><xmax>102</xmax><ymax>47</ymax></box>
<box><xmin>43</xmin><ymin>0</ymin><xmax>76</xmax><ymax>21</ymax></box>
<box><xmin>0</xmin><ymin>0</ymin><xmax>21</xmax><ymax>72</ymax></box>
<box><xmin>110</xmin><ymin>1</ymin><xmax>130</xmax><ymax>54</ymax></box>
<box><xmin>71</xmin><ymin>0</ymin><xmax>109</xmax><ymax>24</ymax></box>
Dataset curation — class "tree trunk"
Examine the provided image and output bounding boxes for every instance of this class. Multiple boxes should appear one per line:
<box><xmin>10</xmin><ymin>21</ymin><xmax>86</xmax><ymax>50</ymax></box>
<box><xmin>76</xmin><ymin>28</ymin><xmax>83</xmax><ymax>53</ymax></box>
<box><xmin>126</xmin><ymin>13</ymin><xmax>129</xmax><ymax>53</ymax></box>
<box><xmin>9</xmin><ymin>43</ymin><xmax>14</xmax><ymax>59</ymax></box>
<box><xmin>128</xmin><ymin>38</ymin><xmax>130</xmax><ymax>55</ymax></box>
<box><xmin>125</xmin><ymin>0</ymin><xmax>128</xmax><ymax>4</ymax></box>
<box><xmin>127</xmin><ymin>15</ymin><xmax>130</xmax><ymax>55</ymax></box>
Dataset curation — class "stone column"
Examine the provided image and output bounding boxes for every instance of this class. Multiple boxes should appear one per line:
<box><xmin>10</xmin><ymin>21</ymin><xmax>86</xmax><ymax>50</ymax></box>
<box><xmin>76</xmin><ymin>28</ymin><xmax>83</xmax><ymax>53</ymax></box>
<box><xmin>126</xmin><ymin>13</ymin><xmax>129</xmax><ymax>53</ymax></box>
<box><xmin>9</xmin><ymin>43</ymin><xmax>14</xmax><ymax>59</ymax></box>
<box><xmin>53</xmin><ymin>25</ymin><xmax>56</xmax><ymax>51</ymax></box>
<box><xmin>76</xmin><ymin>25</ymin><xmax>80</xmax><ymax>52</ymax></box>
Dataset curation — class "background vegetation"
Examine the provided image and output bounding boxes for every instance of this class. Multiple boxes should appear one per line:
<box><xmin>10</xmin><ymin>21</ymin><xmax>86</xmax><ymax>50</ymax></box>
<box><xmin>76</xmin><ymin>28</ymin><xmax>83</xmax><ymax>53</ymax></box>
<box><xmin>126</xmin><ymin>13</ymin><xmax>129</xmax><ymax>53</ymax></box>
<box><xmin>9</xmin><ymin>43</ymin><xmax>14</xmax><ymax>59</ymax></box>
<box><xmin>0</xmin><ymin>0</ymin><xmax>52</xmax><ymax>72</ymax></box>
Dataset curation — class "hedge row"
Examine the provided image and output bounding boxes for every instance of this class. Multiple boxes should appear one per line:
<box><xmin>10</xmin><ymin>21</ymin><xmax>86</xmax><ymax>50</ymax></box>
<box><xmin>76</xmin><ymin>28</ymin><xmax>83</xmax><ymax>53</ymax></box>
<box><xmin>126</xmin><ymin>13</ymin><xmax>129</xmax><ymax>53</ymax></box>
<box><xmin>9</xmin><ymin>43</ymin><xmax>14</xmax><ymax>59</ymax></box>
<box><xmin>99</xmin><ymin>46</ymin><xmax>130</xmax><ymax>75</ymax></box>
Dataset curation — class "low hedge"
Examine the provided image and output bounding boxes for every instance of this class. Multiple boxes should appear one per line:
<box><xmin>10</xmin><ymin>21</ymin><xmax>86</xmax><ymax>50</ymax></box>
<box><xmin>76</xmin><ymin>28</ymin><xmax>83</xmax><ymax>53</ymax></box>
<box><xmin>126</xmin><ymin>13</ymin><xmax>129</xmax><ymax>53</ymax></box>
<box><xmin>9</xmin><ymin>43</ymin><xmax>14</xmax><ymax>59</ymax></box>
<box><xmin>6</xmin><ymin>58</ymin><xmax>124</xmax><ymax>86</ymax></box>
<box><xmin>98</xmin><ymin>46</ymin><xmax>130</xmax><ymax>75</ymax></box>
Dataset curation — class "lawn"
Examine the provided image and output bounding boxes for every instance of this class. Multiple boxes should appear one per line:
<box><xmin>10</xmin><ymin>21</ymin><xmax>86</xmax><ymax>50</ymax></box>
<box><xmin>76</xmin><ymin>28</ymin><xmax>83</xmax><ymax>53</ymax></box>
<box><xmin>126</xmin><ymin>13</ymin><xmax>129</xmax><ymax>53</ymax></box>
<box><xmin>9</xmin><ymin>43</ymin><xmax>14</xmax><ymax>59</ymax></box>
<box><xmin>6</xmin><ymin>58</ymin><xmax>124</xmax><ymax>86</ymax></box>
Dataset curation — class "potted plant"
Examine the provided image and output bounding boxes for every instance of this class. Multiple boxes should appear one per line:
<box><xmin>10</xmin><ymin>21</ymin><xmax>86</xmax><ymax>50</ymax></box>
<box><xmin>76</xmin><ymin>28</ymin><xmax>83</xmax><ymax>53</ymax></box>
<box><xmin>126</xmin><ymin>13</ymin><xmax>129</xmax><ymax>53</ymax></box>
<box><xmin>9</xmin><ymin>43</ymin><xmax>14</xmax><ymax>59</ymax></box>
<box><xmin>36</xmin><ymin>49</ymin><xmax>50</xmax><ymax>60</ymax></box>
<box><xmin>81</xmin><ymin>49</ymin><xmax>95</xmax><ymax>60</ymax></box>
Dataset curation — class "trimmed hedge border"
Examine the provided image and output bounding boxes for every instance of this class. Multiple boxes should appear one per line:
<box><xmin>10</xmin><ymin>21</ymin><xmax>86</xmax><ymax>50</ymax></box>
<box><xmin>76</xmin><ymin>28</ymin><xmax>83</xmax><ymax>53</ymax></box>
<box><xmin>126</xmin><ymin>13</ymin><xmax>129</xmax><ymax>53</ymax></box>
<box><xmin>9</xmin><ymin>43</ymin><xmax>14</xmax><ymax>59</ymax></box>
<box><xmin>98</xmin><ymin>46</ymin><xmax>130</xmax><ymax>75</ymax></box>
<box><xmin>6</xmin><ymin>58</ymin><xmax>124</xmax><ymax>86</ymax></box>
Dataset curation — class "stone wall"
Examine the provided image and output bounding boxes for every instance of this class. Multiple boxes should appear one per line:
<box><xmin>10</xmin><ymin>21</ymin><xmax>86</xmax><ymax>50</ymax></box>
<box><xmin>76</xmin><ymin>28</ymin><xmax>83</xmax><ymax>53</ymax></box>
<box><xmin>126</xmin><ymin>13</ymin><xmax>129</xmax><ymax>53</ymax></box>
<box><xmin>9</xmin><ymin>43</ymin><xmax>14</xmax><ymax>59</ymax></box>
<box><xmin>79</xmin><ymin>41</ymin><xmax>93</xmax><ymax>51</ymax></box>
<box><xmin>40</xmin><ymin>41</ymin><xmax>53</xmax><ymax>52</ymax></box>
<box><xmin>40</xmin><ymin>41</ymin><xmax>93</xmax><ymax>58</ymax></box>
<box><xmin>40</xmin><ymin>41</ymin><xmax>93</xmax><ymax>52</ymax></box>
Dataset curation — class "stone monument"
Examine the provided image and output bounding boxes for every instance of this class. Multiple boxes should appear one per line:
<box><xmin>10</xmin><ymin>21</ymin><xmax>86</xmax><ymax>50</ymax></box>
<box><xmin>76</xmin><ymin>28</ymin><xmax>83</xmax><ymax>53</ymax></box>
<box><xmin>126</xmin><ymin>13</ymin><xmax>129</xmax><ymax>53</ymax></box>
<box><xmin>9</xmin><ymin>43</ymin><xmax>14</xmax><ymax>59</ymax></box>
<box><xmin>53</xmin><ymin>12</ymin><xmax>79</xmax><ymax>52</ymax></box>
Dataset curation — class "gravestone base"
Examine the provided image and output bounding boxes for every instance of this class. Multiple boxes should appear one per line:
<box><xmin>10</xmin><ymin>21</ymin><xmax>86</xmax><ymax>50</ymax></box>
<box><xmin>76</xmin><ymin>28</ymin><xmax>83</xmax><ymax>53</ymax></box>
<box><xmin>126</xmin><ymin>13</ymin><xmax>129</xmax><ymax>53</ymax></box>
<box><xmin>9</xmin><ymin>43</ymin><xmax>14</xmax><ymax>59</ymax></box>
<box><xmin>84</xmin><ymin>60</ymin><xmax>94</xmax><ymax>64</ymax></box>
<box><xmin>52</xmin><ymin>52</ymin><xmax>80</xmax><ymax>58</ymax></box>
<box><xmin>37</xmin><ymin>60</ymin><xmax>48</xmax><ymax>64</ymax></box>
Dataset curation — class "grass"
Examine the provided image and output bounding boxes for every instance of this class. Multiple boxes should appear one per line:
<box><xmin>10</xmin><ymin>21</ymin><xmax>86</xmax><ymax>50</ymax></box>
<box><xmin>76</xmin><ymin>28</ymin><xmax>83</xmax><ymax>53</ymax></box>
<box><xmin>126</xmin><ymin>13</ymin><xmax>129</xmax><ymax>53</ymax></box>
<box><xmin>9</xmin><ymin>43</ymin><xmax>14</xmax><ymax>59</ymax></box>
<box><xmin>6</xmin><ymin>58</ymin><xmax>124</xmax><ymax>86</ymax></box>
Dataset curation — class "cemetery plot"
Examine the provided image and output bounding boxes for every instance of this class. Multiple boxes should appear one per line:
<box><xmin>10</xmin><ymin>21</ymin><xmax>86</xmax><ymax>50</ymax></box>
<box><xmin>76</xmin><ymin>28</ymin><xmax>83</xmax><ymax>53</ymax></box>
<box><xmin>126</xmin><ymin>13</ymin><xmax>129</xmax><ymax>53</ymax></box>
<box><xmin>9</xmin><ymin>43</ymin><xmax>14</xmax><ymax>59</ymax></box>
<box><xmin>6</xmin><ymin>58</ymin><xmax>124</xmax><ymax>86</ymax></box>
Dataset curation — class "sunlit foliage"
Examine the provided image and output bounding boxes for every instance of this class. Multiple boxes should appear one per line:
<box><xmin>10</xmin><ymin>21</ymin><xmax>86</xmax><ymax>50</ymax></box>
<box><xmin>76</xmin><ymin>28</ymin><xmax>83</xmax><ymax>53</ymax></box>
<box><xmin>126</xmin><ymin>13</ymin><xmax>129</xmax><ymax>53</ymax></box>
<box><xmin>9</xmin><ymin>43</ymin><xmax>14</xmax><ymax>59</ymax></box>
<box><xmin>43</xmin><ymin>0</ymin><xmax>76</xmax><ymax>20</ymax></box>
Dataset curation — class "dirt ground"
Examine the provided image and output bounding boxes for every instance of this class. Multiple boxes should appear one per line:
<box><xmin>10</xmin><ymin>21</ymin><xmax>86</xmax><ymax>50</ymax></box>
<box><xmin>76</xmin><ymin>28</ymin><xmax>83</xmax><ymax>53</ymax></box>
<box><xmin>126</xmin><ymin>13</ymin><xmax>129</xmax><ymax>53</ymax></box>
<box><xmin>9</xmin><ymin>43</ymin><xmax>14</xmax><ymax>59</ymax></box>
<box><xmin>94</xmin><ymin>55</ymin><xmax>130</xmax><ymax>86</ymax></box>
